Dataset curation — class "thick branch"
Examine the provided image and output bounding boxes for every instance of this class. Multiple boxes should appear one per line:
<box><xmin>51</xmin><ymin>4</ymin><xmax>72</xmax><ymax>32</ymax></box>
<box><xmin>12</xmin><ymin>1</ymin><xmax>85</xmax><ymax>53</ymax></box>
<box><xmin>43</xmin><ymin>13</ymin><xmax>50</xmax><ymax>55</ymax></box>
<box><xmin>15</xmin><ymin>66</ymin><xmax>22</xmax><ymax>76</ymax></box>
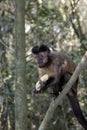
<box><xmin>39</xmin><ymin>52</ymin><xmax>87</xmax><ymax>130</ymax></box>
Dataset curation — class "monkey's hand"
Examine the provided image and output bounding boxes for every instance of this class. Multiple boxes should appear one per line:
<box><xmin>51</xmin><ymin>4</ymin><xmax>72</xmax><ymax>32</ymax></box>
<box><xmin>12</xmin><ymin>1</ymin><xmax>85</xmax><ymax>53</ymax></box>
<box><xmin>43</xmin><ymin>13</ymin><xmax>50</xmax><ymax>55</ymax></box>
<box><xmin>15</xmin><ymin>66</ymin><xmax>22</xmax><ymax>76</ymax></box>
<box><xmin>35</xmin><ymin>74</ymin><xmax>49</xmax><ymax>91</ymax></box>
<box><xmin>31</xmin><ymin>88</ymin><xmax>40</xmax><ymax>95</ymax></box>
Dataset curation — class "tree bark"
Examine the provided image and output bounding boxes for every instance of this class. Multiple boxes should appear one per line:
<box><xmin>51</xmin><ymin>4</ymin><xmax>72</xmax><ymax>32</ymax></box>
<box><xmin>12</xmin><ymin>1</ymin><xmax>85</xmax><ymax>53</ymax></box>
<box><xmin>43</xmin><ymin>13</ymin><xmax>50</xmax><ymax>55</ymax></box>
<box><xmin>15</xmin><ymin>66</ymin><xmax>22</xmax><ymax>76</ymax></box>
<box><xmin>15</xmin><ymin>0</ymin><xmax>28</xmax><ymax>130</ymax></box>
<box><xmin>39</xmin><ymin>52</ymin><xmax>87</xmax><ymax>130</ymax></box>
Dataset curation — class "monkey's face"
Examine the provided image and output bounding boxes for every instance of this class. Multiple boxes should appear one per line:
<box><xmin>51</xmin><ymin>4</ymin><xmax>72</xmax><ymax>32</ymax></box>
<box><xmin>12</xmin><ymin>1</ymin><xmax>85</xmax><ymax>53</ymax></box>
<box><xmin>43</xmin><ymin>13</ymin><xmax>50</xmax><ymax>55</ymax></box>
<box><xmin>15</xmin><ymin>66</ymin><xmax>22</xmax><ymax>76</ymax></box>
<box><xmin>34</xmin><ymin>52</ymin><xmax>49</xmax><ymax>67</ymax></box>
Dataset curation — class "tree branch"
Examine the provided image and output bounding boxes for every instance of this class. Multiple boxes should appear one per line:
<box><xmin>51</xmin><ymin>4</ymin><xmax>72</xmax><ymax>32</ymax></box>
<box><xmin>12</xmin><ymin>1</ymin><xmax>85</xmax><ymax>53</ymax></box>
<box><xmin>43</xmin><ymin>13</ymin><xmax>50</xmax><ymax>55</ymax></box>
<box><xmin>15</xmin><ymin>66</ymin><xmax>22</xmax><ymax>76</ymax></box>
<box><xmin>39</xmin><ymin>51</ymin><xmax>87</xmax><ymax>130</ymax></box>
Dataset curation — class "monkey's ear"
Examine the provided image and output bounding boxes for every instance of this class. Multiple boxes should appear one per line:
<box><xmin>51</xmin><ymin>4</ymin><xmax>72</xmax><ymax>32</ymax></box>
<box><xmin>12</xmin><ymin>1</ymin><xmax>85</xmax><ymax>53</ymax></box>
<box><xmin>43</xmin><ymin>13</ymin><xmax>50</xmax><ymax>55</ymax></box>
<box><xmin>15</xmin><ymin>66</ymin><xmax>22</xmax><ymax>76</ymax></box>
<box><xmin>39</xmin><ymin>45</ymin><xmax>50</xmax><ymax>53</ymax></box>
<box><xmin>32</xmin><ymin>46</ymin><xmax>39</xmax><ymax>54</ymax></box>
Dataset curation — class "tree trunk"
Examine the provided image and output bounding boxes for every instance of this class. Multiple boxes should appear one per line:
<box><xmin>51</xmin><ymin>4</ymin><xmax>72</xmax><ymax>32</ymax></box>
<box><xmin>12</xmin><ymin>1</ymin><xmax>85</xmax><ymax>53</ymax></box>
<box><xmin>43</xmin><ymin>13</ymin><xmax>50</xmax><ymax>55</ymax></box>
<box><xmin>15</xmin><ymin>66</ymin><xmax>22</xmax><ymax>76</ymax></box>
<box><xmin>15</xmin><ymin>0</ymin><xmax>28</xmax><ymax>130</ymax></box>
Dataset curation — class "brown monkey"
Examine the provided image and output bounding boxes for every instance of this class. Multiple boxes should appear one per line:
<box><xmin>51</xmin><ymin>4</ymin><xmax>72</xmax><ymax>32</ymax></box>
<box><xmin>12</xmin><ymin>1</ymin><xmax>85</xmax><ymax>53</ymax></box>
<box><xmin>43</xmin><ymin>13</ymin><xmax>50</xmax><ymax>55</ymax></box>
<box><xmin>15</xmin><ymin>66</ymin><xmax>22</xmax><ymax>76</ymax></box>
<box><xmin>32</xmin><ymin>44</ymin><xmax>87</xmax><ymax>129</ymax></box>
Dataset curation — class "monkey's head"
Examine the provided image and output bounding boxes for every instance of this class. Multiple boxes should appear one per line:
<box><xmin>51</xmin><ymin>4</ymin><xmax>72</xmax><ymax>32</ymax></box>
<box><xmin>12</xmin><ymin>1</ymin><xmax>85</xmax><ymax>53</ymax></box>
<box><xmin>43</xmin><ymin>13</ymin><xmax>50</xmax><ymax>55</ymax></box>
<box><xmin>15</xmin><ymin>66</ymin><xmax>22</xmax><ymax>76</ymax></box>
<box><xmin>32</xmin><ymin>45</ymin><xmax>51</xmax><ymax>67</ymax></box>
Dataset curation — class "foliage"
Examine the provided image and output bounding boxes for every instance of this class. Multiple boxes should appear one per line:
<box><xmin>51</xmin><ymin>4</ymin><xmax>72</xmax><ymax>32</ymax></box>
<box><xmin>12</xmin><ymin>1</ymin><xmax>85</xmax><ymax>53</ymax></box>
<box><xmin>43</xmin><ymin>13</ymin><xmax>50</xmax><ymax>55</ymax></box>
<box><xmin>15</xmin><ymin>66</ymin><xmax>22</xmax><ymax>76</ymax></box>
<box><xmin>0</xmin><ymin>0</ymin><xmax>87</xmax><ymax>130</ymax></box>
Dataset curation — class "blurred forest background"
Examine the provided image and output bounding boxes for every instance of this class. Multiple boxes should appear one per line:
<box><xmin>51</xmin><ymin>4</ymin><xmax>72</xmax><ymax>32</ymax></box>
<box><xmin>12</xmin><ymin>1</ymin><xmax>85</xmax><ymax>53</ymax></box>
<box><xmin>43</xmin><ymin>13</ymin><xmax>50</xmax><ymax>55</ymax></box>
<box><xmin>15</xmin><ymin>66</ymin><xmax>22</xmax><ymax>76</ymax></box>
<box><xmin>0</xmin><ymin>0</ymin><xmax>87</xmax><ymax>130</ymax></box>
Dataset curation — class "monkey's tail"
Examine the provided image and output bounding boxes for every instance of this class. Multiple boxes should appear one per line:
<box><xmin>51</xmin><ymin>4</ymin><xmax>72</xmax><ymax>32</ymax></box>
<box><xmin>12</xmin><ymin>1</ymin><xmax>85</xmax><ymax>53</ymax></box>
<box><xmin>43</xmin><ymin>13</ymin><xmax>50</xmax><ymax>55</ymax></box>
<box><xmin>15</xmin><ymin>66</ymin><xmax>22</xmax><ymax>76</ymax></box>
<box><xmin>67</xmin><ymin>95</ymin><xmax>87</xmax><ymax>130</ymax></box>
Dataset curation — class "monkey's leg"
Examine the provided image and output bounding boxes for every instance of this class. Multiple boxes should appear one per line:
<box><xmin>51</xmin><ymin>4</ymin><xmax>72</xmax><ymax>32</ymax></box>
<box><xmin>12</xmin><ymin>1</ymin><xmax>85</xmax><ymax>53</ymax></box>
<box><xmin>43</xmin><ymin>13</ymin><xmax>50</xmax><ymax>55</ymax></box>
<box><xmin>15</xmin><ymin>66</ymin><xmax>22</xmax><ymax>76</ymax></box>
<box><xmin>67</xmin><ymin>80</ymin><xmax>87</xmax><ymax>129</ymax></box>
<box><xmin>67</xmin><ymin>93</ymin><xmax>87</xmax><ymax>130</ymax></box>
<box><xmin>62</xmin><ymin>73</ymin><xmax>87</xmax><ymax>129</ymax></box>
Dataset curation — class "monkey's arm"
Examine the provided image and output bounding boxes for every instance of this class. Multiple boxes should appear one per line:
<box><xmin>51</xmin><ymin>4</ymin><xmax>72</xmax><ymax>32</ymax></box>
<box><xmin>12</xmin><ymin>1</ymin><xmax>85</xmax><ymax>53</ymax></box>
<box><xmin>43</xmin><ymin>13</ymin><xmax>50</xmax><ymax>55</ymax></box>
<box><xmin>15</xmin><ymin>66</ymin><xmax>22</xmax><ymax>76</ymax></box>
<box><xmin>32</xmin><ymin>76</ymin><xmax>55</xmax><ymax>94</ymax></box>
<box><xmin>43</xmin><ymin>68</ymin><xmax>61</xmax><ymax>88</ymax></box>
<box><xmin>32</xmin><ymin>74</ymin><xmax>50</xmax><ymax>94</ymax></box>
<box><xmin>33</xmin><ymin>75</ymin><xmax>61</xmax><ymax>94</ymax></box>
<box><xmin>32</xmin><ymin>67</ymin><xmax>61</xmax><ymax>94</ymax></box>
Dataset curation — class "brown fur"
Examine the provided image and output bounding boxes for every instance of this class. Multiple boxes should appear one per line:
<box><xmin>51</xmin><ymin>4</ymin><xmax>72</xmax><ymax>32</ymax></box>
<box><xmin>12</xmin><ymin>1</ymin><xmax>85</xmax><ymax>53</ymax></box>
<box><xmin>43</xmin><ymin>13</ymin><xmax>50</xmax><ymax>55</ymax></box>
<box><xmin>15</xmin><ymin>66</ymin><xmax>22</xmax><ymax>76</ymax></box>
<box><xmin>38</xmin><ymin>52</ymin><xmax>76</xmax><ymax>79</ymax></box>
<box><xmin>32</xmin><ymin>45</ymin><xmax>87</xmax><ymax>129</ymax></box>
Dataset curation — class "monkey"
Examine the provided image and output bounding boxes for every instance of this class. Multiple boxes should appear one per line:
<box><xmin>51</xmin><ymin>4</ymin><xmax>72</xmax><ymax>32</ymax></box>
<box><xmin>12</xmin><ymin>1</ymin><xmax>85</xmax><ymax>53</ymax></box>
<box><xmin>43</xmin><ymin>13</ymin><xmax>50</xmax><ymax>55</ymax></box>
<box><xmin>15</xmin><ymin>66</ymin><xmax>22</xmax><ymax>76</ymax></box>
<box><xmin>32</xmin><ymin>44</ymin><xmax>87</xmax><ymax>129</ymax></box>
<box><xmin>32</xmin><ymin>45</ymin><xmax>76</xmax><ymax>94</ymax></box>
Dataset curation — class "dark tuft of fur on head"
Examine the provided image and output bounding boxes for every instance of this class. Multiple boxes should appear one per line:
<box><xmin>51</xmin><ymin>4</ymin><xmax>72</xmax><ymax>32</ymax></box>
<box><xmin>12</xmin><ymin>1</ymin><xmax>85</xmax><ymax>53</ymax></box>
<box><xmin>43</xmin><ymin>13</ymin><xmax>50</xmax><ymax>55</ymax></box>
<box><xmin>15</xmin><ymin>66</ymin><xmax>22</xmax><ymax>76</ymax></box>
<box><xmin>32</xmin><ymin>46</ymin><xmax>39</xmax><ymax>54</ymax></box>
<box><xmin>32</xmin><ymin>45</ymin><xmax>50</xmax><ymax>54</ymax></box>
<box><xmin>39</xmin><ymin>45</ymin><xmax>50</xmax><ymax>53</ymax></box>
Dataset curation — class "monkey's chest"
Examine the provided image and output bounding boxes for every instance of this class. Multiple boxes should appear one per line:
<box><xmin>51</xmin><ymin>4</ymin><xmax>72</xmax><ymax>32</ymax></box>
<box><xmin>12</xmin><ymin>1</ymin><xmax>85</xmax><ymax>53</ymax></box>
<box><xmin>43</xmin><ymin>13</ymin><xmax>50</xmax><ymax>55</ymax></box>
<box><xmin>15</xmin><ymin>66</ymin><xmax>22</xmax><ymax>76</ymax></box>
<box><xmin>39</xmin><ymin>65</ymin><xmax>55</xmax><ymax>78</ymax></box>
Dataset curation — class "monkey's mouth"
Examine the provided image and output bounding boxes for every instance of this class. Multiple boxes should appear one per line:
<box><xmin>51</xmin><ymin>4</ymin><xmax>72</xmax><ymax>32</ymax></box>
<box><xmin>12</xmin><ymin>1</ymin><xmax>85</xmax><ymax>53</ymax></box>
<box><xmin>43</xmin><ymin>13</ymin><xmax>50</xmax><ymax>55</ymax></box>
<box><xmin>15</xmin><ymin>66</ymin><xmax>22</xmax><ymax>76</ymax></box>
<box><xmin>38</xmin><ymin>60</ymin><xmax>45</xmax><ymax>67</ymax></box>
<box><xmin>38</xmin><ymin>64</ymin><xmax>44</xmax><ymax>68</ymax></box>
<box><xmin>38</xmin><ymin>63</ymin><xmax>46</xmax><ymax>68</ymax></box>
